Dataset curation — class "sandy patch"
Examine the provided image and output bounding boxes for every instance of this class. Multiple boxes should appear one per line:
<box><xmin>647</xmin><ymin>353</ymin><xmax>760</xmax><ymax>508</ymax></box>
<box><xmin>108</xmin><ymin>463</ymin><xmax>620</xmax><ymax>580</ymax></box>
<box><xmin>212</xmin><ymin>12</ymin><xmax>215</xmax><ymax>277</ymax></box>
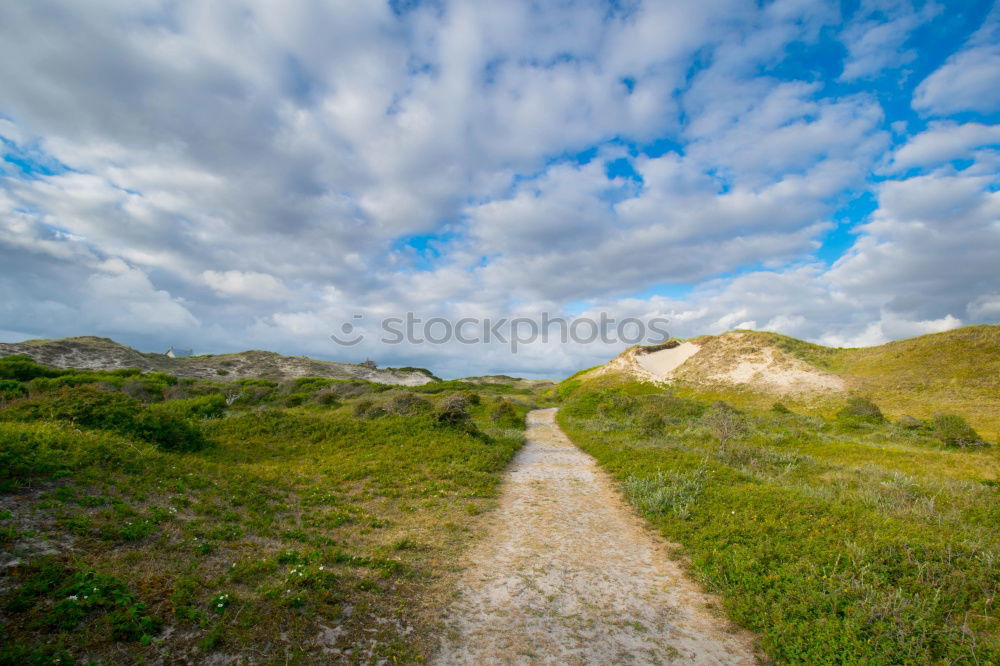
<box><xmin>704</xmin><ymin>347</ymin><xmax>845</xmax><ymax>394</ymax></box>
<box><xmin>432</xmin><ymin>409</ymin><xmax>757</xmax><ymax>665</ymax></box>
<box><xmin>635</xmin><ymin>343</ymin><xmax>701</xmax><ymax>378</ymax></box>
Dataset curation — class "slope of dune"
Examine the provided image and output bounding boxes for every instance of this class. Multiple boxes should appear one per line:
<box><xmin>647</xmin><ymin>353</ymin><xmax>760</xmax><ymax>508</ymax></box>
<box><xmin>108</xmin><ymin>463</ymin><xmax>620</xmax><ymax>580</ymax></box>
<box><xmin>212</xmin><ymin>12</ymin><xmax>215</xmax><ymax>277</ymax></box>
<box><xmin>580</xmin><ymin>326</ymin><xmax>1000</xmax><ymax>438</ymax></box>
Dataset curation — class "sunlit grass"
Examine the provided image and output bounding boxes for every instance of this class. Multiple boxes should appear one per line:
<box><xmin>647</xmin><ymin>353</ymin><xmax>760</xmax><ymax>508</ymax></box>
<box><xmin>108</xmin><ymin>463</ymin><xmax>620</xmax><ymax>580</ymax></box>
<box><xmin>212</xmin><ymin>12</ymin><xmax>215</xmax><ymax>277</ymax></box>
<box><xmin>557</xmin><ymin>381</ymin><xmax>999</xmax><ymax>664</ymax></box>
<box><xmin>0</xmin><ymin>357</ymin><xmax>534</xmax><ymax>663</ymax></box>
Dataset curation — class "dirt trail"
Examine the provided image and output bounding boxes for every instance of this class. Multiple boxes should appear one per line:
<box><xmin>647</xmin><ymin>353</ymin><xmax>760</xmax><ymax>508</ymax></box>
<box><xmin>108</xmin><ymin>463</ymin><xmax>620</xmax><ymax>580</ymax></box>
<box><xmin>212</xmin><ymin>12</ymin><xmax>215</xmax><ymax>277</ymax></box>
<box><xmin>433</xmin><ymin>408</ymin><xmax>757</xmax><ymax>665</ymax></box>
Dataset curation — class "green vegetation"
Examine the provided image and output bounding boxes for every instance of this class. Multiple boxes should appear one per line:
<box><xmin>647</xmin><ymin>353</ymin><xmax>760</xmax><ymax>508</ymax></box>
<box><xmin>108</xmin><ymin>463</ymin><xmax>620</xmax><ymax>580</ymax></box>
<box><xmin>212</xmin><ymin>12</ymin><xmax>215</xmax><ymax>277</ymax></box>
<box><xmin>656</xmin><ymin>326</ymin><xmax>1000</xmax><ymax>444</ymax></box>
<box><xmin>0</xmin><ymin>355</ymin><xmax>535</xmax><ymax>663</ymax></box>
<box><xmin>557</xmin><ymin>378</ymin><xmax>999</xmax><ymax>664</ymax></box>
<box><xmin>716</xmin><ymin>326</ymin><xmax>1000</xmax><ymax>439</ymax></box>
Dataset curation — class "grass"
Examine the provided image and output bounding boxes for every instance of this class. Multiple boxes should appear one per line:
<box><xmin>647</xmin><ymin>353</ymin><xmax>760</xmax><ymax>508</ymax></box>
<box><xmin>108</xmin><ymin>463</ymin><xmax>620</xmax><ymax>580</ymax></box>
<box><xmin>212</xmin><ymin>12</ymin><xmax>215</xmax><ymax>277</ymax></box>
<box><xmin>557</xmin><ymin>379</ymin><xmax>999</xmax><ymax>664</ymax></box>
<box><xmin>681</xmin><ymin>326</ymin><xmax>1000</xmax><ymax>440</ymax></box>
<box><xmin>0</xmin><ymin>356</ymin><xmax>536</xmax><ymax>663</ymax></box>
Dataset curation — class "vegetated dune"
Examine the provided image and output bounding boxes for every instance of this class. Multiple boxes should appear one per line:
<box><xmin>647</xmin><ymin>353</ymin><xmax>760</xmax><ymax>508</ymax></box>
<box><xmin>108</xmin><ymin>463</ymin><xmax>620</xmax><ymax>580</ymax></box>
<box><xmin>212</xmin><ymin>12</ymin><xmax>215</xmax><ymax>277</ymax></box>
<box><xmin>0</xmin><ymin>336</ymin><xmax>437</xmax><ymax>386</ymax></box>
<box><xmin>582</xmin><ymin>325</ymin><xmax>1000</xmax><ymax>438</ymax></box>
<box><xmin>587</xmin><ymin>332</ymin><xmax>845</xmax><ymax>394</ymax></box>
<box><xmin>460</xmin><ymin>375</ymin><xmax>556</xmax><ymax>390</ymax></box>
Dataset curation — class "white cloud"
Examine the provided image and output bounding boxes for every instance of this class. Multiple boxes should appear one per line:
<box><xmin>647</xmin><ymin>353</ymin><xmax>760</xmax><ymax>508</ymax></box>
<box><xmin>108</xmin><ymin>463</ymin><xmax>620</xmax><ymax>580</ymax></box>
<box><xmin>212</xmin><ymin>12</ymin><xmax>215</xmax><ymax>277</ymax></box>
<box><xmin>201</xmin><ymin>270</ymin><xmax>291</xmax><ymax>300</ymax></box>
<box><xmin>0</xmin><ymin>1</ymin><xmax>996</xmax><ymax>378</ymax></box>
<box><xmin>912</xmin><ymin>6</ymin><xmax>1000</xmax><ymax>115</ymax></box>
<box><xmin>839</xmin><ymin>0</ymin><xmax>939</xmax><ymax>81</ymax></box>
<box><xmin>891</xmin><ymin>122</ymin><xmax>1000</xmax><ymax>170</ymax></box>
<box><xmin>913</xmin><ymin>46</ymin><xmax>1000</xmax><ymax>115</ymax></box>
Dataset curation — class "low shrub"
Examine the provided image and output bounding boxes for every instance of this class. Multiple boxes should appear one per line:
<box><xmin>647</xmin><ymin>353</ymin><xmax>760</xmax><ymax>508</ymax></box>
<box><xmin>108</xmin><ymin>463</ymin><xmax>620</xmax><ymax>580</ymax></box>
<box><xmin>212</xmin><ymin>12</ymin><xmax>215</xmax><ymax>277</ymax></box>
<box><xmin>703</xmin><ymin>401</ymin><xmax>748</xmax><ymax>447</ymax></box>
<box><xmin>291</xmin><ymin>377</ymin><xmax>335</xmax><ymax>393</ymax></box>
<box><xmin>330</xmin><ymin>381</ymin><xmax>379</xmax><ymax>400</ymax></box>
<box><xmin>836</xmin><ymin>396</ymin><xmax>885</xmax><ymax>425</ymax></box>
<box><xmin>0</xmin><ymin>356</ymin><xmax>60</xmax><ymax>382</ymax></box>
<box><xmin>435</xmin><ymin>394</ymin><xmax>471</xmax><ymax>426</ymax></box>
<box><xmin>313</xmin><ymin>388</ymin><xmax>341</xmax><ymax>407</ymax></box>
<box><xmin>120</xmin><ymin>377</ymin><xmax>169</xmax><ymax>403</ymax></box>
<box><xmin>5</xmin><ymin>557</ymin><xmax>160</xmax><ymax>641</ymax></box>
<box><xmin>0</xmin><ymin>380</ymin><xmax>26</xmax><ymax>401</ymax></box>
<box><xmin>151</xmin><ymin>394</ymin><xmax>226</xmax><ymax>420</ymax></box>
<box><xmin>283</xmin><ymin>393</ymin><xmax>309</xmax><ymax>407</ymax></box>
<box><xmin>353</xmin><ymin>400</ymin><xmax>386</xmax><ymax>419</ymax></box>
<box><xmin>134</xmin><ymin>408</ymin><xmax>207</xmax><ymax>452</ymax></box>
<box><xmin>0</xmin><ymin>421</ymin><xmax>145</xmax><ymax>489</ymax></box>
<box><xmin>230</xmin><ymin>385</ymin><xmax>276</xmax><ymax>406</ymax></box>
<box><xmin>895</xmin><ymin>415</ymin><xmax>924</xmax><ymax>430</ymax></box>
<box><xmin>489</xmin><ymin>399</ymin><xmax>520</xmax><ymax>428</ymax></box>
<box><xmin>624</xmin><ymin>466</ymin><xmax>707</xmax><ymax>520</ymax></box>
<box><xmin>933</xmin><ymin>413</ymin><xmax>988</xmax><ymax>448</ymax></box>
<box><xmin>597</xmin><ymin>392</ymin><xmax>635</xmax><ymax>417</ymax></box>
<box><xmin>635</xmin><ymin>411</ymin><xmax>665</xmax><ymax>435</ymax></box>
<box><xmin>0</xmin><ymin>385</ymin><xmax>208</xmax><ymax>453</ymax></box>
<box><xmin>386</xmin><ymin>393</ymin><xmax>430</xmax><ymax>415</ymax></box>
<box><xmin>1</xmin><ymin>385</ymin><xmax>142</xmax><ymax>431</ymax></box>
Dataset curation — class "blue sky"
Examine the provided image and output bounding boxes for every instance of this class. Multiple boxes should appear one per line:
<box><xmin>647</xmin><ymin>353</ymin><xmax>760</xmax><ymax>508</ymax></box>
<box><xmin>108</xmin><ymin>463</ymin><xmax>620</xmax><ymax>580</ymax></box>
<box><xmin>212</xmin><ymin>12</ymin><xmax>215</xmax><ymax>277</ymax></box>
<box><xmin>1</xmin><ymin>0</ymin><xmax>999</xmax><ymax>378</ymax></box>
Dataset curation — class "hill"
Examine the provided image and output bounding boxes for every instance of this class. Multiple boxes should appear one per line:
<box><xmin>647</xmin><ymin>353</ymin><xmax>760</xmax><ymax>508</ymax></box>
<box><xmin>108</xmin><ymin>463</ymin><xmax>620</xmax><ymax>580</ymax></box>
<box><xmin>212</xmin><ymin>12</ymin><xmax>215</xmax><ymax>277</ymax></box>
<box><xmin>0</xmin><ymin>336</ymin><xmax>437</xmax><ymax>386</ymax></box>
<box><xmin>580</xmin><ymin>325</ymin><xmax>1000</xmax><ymax>438</ymax></box>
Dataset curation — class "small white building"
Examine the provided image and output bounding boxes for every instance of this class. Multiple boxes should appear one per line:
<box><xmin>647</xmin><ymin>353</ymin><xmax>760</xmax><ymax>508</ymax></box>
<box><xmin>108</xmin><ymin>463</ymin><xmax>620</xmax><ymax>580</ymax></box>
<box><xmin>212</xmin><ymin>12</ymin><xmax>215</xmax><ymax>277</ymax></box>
<box><xmin>165</xmin><ymin>346</ymin><xmax>194</xmax><ymax>358</ymax></box>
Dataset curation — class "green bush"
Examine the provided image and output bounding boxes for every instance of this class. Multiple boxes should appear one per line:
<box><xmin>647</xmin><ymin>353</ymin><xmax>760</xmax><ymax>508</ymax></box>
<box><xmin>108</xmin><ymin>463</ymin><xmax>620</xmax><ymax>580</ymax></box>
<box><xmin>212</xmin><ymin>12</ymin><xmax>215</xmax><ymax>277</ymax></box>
<box><xmin>836</xmin><ymin>396</ymin><xmax>885</xmax><ymax>425</ymax></box>
<box><xmin>134</xmin><ymin>408</ymin><xmax>207</xmax><ymax>452</ymax></box>
<box><xmin>597</xmin><ymin>392</ymin><xmax>636</xmax><ymax>417</ymax></box>
<box><xmin>933</xmin><ymin>413</ymin><xmax>988</xmax><ymax>448</ymax></box>
<box><xmin>0</xmin><ymin>356</ymin><xmax>60</xmax><ymax>382</ymax></box>
<box><xmin>1</xmin><ymin>385</ymin><xmax>142</xmax><ymax>431</ymax></box>
<box><xmin>120</xmin><ymin>377</ymin><xmax>170</xmax><ymax>403</ymax></box>
<box><xmin>895</xmin><ymin>415</ymin><xmax>925</xmax><ymax>430</ymax></box>
<box><xmin>489</xmin><ymin>399</ymin><xmax>520</xmax><ymax>428</ymax></box>
<box><xmin>151</xmin><ymin>394</ymin><xmax>226</xmax><ymax>420</ymax></box>
<box><xmin>0</xmin><ymin>380</ymin><xmax>26</xmax><ymax>401</ymax></box>
<box><xmin>353</xmin><ymin>400</ymin><xmax>386</xmax><ymax>419</ymax></box>
<box><xmin>313</xmin><ymin>388</ymin><xmax>341</xmax><ymax>407</ymax></box>
<box><xmin>0</xmin><ymin>421</ymin><xmax>144</xmax><ymax>489</ymax></box>
<box><xmin>283</xmin><ymin>393</ymin><xmax>309</xmax><ymax>407</ymax></box>
<box><xmin>0</xmin><ymin>385</ymin><xmax>208</xmax><ymax>452</ymax></box>
<box><xmin>635</xmin><ymin>411</ymin><xmax>665</xmax><ymax>435</ymax></box>
<box><xmin>624</xmin><ymin>466</ymin><xmax>707</xmax><ymax>519</ymax></box>
<box><xmin>291</xmin><ymin>377</ymin><xmax>335</xmax><ymax>393</ymax></box>
<box><xmin>330</xmin><ymin>381</ymin><xmax>379</xmax><ymax>400</ymax></box>
<box><xmin>435</xmin><ymin>394</ymin><xmax>471</xmax><ymax>426</ymax></box>
<box><xmin>386</xmin><ymin>393</ymin><xmax>430</xmax><ymax>415</ymax></box>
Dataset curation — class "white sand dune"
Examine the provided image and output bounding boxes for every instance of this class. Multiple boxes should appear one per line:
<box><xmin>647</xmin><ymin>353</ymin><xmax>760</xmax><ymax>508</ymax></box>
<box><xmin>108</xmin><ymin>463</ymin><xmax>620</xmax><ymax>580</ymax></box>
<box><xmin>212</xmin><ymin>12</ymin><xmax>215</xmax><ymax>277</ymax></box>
<box><xmin>635</xmin><ymin>342</ymin><xmax>701</xmax><ymax>378</ymax></box>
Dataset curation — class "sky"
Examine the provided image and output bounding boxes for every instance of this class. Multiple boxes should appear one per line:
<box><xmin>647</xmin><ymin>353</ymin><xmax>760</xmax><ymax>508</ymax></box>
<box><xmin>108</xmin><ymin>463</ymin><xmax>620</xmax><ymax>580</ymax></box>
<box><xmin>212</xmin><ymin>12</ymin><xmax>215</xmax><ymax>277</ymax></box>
<box><xmin>1</xmin><ymin>0</ymin><xmax>999</xmax><ymax>379</ymax></box>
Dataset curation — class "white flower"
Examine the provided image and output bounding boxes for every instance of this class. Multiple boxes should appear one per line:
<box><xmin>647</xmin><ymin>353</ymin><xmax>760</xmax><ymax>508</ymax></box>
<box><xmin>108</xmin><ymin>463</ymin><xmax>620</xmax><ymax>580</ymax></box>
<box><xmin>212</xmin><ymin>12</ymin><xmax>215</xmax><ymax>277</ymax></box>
<box><xmin>68</xmin><ymin>595</ymin><xmax>78</xmax><ymax>601</ymax></box>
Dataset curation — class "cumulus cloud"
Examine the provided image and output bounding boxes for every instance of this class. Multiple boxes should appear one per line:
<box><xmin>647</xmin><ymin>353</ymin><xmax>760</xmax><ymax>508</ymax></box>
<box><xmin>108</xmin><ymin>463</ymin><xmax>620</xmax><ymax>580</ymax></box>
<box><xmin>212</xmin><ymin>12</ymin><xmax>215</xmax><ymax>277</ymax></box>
<box><xmin>912</xmin><ymin>5</ymin><xmax>1000</xmax><ymax>115</ymax></box>
<box><xmin>890</xmin><ymin>122</ymin><xmax>1000</xmax><ymax>170</ymax></box>
<box><xmin>0</xmin><ymin>0</ymin><xmax>996</xmax><ymax>378</ymax></box>
<box><xmin>201</xmin><ymin>270</ymin><xmax>291</xmax><ymax>301</ymax></box>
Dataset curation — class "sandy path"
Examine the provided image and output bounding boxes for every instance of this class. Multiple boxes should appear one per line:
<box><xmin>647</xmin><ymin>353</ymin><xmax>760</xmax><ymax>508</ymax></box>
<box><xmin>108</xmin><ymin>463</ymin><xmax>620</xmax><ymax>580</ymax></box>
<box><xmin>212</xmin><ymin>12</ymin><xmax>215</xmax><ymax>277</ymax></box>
<box><xmin>433</xmin><ymin>408</ymin><xmax>757</xmax><ymax>665</ymax></box>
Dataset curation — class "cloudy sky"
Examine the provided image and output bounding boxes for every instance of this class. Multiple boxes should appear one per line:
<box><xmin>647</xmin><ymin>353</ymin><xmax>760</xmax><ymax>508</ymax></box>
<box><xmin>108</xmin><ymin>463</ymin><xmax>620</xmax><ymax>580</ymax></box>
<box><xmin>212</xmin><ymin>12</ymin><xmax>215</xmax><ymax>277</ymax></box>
<box><xmin>1</xmin><ymin>0</ymin><xmax>998</xmax><ymax>378</ymax></box>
